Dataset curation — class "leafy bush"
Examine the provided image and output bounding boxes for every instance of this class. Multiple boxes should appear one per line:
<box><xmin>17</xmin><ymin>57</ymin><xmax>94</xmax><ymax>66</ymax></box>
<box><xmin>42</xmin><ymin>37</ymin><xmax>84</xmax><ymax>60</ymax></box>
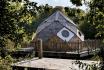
<box><xmin>0</xmin><ymin>55</ymin><xmax>14</xmax><ymax>70</ymax></box>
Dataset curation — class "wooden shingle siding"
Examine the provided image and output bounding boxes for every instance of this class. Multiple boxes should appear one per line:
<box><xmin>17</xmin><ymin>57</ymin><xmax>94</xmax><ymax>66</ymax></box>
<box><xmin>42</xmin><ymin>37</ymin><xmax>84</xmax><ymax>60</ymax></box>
<box><xmin>35</xmin><ymin>11</ymin><xmax>84</xmax><ymax>43</ymax></box>
<box><xmin>37</xmin><ymin>21</ymin><xmax>64</xmax><ymax>41</ymax></box>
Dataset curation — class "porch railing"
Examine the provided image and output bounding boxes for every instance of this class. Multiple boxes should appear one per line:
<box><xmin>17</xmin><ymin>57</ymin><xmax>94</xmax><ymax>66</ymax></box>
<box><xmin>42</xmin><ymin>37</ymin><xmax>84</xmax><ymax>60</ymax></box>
<box><xmin>32</xmin><ymin>39</ymin><xmax>102</xmax><ymax>53</ymax></box>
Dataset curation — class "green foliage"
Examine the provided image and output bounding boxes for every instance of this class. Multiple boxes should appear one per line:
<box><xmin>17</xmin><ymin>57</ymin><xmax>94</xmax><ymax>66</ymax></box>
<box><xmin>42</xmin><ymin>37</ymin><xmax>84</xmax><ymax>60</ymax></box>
<box><xmin>87</xmin><ymin>0</ymin><xmax>104</xmax><ymax>39</ymax></box>
<box><xmin>0</xmin><ymin>0</ymin><xmax>37</xmax><ymax>49</ymax></box>
<box><xmin>79</xmin><ymin>14</ymin><xmax>98</xmax><ymax>39</ymax></box>
<box><xmin>64</xmin><ymin>7</ymin><xmax>85</xmax><ymax>24</ymax></box>
<box><xmin>70</xmin><ymin>0</ymin><xmax>82</xmax><ymax>6</ymax></box>
<box><xmin>0</xmin><ymin>55</ymin><xmax>14</xmax><ymax>70</ymax></box>
<box><xmin>70</xmin><ymin>0</ymin><xmax>104</xmax><ymax>39</ymax></box>
<box><xmin>74</xmin><ymin>60</ymin><xmax>100</xmax><ymax>70</ymax></box>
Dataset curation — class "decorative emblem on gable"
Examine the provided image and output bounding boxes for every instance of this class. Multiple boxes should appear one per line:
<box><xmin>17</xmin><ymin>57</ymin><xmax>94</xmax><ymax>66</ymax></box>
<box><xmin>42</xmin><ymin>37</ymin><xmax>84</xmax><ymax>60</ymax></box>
<box><xmin>57</xmin><ymin>27</ymin><xmax>74</xmax><ymax>42</ymax></box>
<box><xmin>61</xmin><ymin>30</ymin><xmax>70</xmax><ymax>37</ymax></box>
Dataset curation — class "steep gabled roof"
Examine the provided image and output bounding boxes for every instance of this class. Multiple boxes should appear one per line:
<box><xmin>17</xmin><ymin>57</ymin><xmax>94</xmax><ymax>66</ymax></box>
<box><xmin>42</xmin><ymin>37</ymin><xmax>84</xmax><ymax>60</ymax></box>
<box><xmin>36</xmin><ymin>11</ymin><xmax>77</xmax><ymax>33</ymax></box>
<box><xmin>36</xmin><ymin>11</ymin><xmax>84</xmax><ymax>41</ymax></box>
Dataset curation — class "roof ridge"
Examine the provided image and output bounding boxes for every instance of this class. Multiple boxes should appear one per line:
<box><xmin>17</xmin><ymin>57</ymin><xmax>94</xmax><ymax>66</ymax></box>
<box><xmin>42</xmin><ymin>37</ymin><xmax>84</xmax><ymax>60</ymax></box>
<box><xmin>57</xmin><ymin>11</ymin><xmax>77</xmax><ymax>27</ymax></box>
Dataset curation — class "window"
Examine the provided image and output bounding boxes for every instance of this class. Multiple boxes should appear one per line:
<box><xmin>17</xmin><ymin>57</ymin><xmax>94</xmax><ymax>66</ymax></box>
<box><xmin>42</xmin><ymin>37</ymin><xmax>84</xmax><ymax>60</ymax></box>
<box><xmin>78</xmin><ymin>31</ymin><xmax>81</xmax><ymax>36</ymax></box>
<box><xmin>61</xmin><ymin>30</ymin><xmax>70</xmax><ymax>37</ymax></box>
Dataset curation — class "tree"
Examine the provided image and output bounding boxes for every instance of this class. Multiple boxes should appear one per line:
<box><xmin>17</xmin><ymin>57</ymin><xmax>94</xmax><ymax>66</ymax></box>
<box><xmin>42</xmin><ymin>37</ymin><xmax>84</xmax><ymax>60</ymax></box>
<box><xmin>70</xmin><ymin>0</ymin><xmax>82</xmax><ymax>6</ymax></box>
<box><xmin>90</xmin><ymin>0</ymin><xmax>104</xmax><ymax>39</ymax></box>
<box><xmin>70</xmin><ymin>0</ymin><xmax>104</xmax><ymax>39</ymax></box>
<box><xmin>70</xmin><ymin>0</ymin><xmax>104</xmax><ymax>69</ymax></box>
<box><xmin>0</xmin><ymin>0</ymin><xmax>54</xmax><ymax>51</ymax></box>
<box><xmin>79</xmin><ymin>13</ymin><xmax>98</xmax><ymax>39</ymax></box>
<box><xmin>0</xmin><ymin>0</ymin><xmax>40</xmax><ymax>56</ymax></box>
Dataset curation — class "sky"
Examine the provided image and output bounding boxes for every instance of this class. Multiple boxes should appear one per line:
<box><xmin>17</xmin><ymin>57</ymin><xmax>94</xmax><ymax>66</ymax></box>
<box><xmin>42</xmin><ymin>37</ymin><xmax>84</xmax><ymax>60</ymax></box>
<box><xmin>30</xmin><ymin>0</ymin><xmax>88</xmax><ymax>11</ymax></box>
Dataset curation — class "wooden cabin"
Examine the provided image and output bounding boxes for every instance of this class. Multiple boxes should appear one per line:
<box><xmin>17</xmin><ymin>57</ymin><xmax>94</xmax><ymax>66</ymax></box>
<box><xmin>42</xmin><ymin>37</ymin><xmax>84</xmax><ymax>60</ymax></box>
<box><xmin>35</xmin><ymin>11</ymin><xmax>84</xmax><ymax>43</ymax></box>
<box><xmin>32</xmin><ymin>10</ymin><xmax>84</xmax><ymax>52</ymax></box>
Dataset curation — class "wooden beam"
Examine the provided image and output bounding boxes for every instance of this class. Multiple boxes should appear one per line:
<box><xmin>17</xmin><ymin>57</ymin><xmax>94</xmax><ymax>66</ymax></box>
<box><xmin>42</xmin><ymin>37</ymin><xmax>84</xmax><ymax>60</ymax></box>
<box><xmin>37</xmin><ymin>39</ymin><xmax>43</xmax><ymax>59</ymax></box>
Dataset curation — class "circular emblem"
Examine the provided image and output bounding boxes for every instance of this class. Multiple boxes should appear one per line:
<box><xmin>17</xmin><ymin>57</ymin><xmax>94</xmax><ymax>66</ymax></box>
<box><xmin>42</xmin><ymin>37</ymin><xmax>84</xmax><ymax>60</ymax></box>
<box><xmin>61</xmin><ymin>30</ymin><xmax>70</xmax><ymax>37</ymax></box>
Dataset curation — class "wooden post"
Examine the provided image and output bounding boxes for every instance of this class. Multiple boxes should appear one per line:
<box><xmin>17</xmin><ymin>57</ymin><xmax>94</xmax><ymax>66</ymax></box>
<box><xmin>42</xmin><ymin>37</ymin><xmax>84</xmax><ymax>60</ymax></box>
<box><xmin>87</xmin><ymin>40</ymin><xmax>90</xmax><ymax>54</ymax></box>
<box><xmin>37</xmin><ymin>39</ymin><xmax>43</xmax><ymax>59</ymax></box>
<box><xmin>78</xmin><ymin>41</ymin><xmax>80</xmax><ymax>54</ymax></box>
